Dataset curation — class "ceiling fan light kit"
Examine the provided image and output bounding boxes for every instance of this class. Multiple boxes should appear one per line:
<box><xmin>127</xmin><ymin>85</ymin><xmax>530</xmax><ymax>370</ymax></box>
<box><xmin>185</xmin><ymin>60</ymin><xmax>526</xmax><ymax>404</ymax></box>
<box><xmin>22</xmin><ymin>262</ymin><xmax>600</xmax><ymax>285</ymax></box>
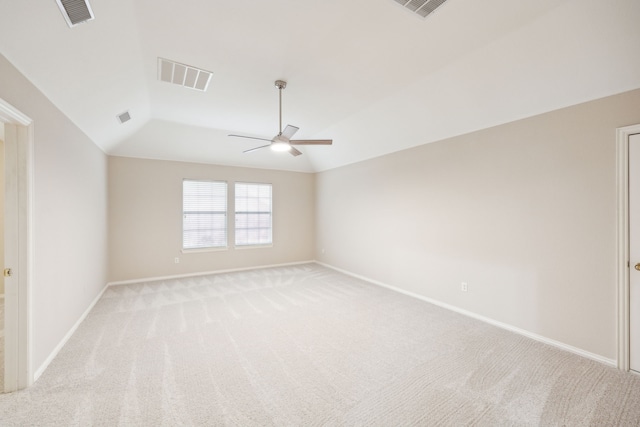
<box><xmin>228</xmin><ymin>80</ymin><xmax>333</xmax><ymax>157</ymax></box>
<box><xmin>270</xmin><ymin>140</ymin><xmax>291</xmax><ymax>152</ymax></box>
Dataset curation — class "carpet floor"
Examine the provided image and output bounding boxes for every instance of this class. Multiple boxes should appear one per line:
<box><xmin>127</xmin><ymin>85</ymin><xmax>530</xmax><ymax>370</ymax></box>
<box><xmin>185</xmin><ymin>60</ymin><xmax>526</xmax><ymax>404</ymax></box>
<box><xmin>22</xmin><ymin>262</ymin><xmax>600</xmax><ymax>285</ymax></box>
<box><xmin>1</xmin><ymin>263</ymin><xmax>639</xmax><ymax>426</ymax></box>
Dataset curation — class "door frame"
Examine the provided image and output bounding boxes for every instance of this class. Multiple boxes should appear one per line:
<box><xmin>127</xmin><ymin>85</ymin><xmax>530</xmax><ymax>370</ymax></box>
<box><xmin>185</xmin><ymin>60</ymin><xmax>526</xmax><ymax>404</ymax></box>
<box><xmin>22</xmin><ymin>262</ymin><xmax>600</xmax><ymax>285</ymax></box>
<box><xmin>0</xmin><ymin>98</ymin><xmax>33</xmax><ymax>391</ymax></box>
<box><xmin>616</xmin><ymin>123</ymin><xmax>640</xmax><ymax>372</ymax></box>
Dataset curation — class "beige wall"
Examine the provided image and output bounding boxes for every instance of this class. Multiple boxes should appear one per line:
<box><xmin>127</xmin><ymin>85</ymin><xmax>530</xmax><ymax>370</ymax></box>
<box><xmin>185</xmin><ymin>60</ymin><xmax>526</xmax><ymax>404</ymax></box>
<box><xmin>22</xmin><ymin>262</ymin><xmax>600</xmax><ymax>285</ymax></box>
<box><xmin>316</xmin><ymin>89</ymin><xmax>640</xmax><ymax>361</ymax></box>
<box><xmin>0</xmin><ymin>134</ymin><xmax>4</xmax><ymax>295</ymax></box>
<box><xmin>0</xmin><ymin>54</ymin><xmax>109</xmax><ymax>372</ymax></box>
<box><xmin>108</xmin><ymin>156</ymin><xmax>315</xmax><ymax>282</ymax></box>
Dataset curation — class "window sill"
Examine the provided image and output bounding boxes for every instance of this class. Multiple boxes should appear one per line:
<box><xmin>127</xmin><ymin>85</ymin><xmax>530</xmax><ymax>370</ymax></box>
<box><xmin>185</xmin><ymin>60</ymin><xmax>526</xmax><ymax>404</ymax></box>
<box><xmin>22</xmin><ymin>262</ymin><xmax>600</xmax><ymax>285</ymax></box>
<box><xmin>181</xmin><ymin>246</ymin><xmax>229</xmax><ymax>254</ymax></box>
<box><xmin>234</xmin><ymin>244</ymin><xmax>273</xmax><ymax>250</ymax></box>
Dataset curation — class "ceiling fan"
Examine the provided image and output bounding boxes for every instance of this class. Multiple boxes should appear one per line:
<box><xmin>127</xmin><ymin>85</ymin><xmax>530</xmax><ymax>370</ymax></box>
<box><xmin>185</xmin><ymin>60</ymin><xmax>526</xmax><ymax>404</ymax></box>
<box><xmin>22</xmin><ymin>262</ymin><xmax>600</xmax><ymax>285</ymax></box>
<box><xmin>228</xmin><ymin>80</ymin><xmax>333</xmax><ymax>156</ymax></box>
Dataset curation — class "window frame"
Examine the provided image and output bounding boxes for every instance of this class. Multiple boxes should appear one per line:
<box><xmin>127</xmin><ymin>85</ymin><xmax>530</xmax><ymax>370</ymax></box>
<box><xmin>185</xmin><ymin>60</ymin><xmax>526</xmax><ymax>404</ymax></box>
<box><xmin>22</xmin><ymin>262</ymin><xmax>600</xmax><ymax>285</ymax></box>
<box><xmin>234</xmin><ymin>182</ymin><xmax>273</xmax><ymax>248</ymax></box>
<box><xmin>182</xmin><ymin>179</ymin><xmax>228</xmax><ymax>252</ymax></box>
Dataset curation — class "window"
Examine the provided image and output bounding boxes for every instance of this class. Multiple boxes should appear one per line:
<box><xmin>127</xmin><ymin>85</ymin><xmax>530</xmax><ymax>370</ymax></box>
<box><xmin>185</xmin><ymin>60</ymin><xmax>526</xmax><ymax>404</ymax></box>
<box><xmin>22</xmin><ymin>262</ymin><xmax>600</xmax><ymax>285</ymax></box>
<box><xmin>182</xmin><ymin>180</ymin><xmax>227</xmax><ymax>250</ymax></box>
<box><xmin>235</xmin><ymin>182</ymin><xmax>272</xmax><ymax>246</ymax></box>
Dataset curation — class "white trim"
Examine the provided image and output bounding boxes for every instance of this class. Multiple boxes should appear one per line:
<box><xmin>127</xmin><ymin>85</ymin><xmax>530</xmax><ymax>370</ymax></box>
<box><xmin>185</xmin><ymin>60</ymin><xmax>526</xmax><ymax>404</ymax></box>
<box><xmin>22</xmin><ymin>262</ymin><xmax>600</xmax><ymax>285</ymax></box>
<box><xmin>107</xmin><ymin>260</ymin><xmax>314</xmax><ymax>286</ymax></box>
<box><xmin>234</xmin><ymin>244</ymin><xmax>274</xmax><ymax>250</ymax></box>
<box><xmin>0</xmin><ymin>99</ymin><xmax>31</xmax><ymax>126</ymax></box>
<box><xmin>1</xmin><ymin>99</ymin><xmax>34</xmax><ymax>392</ymax></box>
<box><xmin>33</xmin><ymin>283</ymin><xmax>109</xmax><ymax>381</ymax></box>
<box><xmin>181</xmin><ymin>246</ymin><xmax>229</xmax><ymax>254</ymax></box>
<box><xmin>21</xmin><ymin>122</ymin><xmax>34</xmax><ymax>388</ymax></box>
<box><xmin>317</xmin><ymin>261</ymin><xmax>617</xmax><ymax>367</ymax></box>
<box><xmin>617</xmin><ymin>124</ymin><xmax>640</xmax><ymax>372</ymax></box>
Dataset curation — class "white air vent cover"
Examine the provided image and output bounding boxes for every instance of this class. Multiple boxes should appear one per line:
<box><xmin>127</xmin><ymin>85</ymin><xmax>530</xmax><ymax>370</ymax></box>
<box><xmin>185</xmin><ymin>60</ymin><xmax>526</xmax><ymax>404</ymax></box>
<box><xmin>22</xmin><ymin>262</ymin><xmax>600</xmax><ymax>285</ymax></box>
<box><xmin>393</xmin><ymin>0</ymin><xmax>448</xmax><ymax>18</ymax></box>
<box><xmin>56</xmin><ymin>0</ymin><xmax>95</xmax><ymax>27</ymax></box>
<box><xmin>158</xmin><ymin>58</ymin><xmax>213</xmax><ymax>92</ymax></box>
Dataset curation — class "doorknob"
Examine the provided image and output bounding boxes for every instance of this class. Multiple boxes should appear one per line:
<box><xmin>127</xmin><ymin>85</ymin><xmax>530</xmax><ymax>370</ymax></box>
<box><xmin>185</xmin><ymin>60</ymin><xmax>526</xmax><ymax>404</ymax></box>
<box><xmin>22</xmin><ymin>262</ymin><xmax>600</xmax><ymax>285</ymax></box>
<box><xmin>3</xmin><ymin>268</ymin><xmax>12</xmax><ymax>277</ymax></box>
<box><xmin>636</xmin><ymin>263</ymin><xmax>640</xmax><ymax>272</ymax></box>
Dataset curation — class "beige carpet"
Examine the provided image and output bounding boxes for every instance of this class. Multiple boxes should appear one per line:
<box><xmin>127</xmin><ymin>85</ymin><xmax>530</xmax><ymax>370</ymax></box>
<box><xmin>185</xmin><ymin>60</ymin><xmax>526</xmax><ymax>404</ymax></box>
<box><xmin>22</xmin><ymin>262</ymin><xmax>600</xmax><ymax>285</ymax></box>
<box><xmin>1</xmin><ymin>263</ymin><xmax>640</xmax><ymax>426</ymax></box>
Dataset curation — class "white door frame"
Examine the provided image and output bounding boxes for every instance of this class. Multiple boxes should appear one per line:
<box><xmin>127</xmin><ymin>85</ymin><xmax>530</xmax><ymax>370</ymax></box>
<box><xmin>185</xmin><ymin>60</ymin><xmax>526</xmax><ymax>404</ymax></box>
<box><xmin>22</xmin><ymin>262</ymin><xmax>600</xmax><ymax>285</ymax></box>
<box><xmin>616</xmin><ymin>123</ymin><xmax>640</xmax><ymax>371</ymax></box>
<box><xmin>0</xmin><ymin>98</ymin><xmax>33</xmax><ymax>391</ymax></box>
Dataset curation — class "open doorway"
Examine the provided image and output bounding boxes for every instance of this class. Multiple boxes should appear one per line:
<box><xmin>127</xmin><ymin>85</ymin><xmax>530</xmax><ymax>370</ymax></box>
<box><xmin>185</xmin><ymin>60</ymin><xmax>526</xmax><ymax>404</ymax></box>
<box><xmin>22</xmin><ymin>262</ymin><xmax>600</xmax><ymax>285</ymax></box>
<box><xmin>0</xmin><ymin>98</ymin><xmax>33</xmax><ymax>392</ymax></box>
<box><xmin>616</xmin><ymin>123</ymin><xmax>640</xmax><ymax>372</ymax></box>
<box><xmin>1</xmin><ymin>122</ymin><xmax>4</xmax><ymax>390</ymax></box>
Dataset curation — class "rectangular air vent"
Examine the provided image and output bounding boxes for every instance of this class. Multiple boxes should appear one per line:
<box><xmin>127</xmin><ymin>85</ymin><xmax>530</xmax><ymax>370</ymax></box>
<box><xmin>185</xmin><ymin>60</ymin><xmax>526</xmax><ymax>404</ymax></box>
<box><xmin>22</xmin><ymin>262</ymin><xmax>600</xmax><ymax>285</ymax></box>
<box><xmin>116</xmin><ymin>111</ymin><xmax>131</xmax><ymax>124</ymax></box>
<box><xmin>56</xmin><ymin>0</ymin><xmax>95</xmax><ymax>27</ymax></box>
<box><xmin>393</xmin><ymin>0</ymin><xmax>448</xmax><ymax>18</ymax></box>
<box><xmin>158</xmin><ymin>58</ymin><xmax>213</xmax><ymax>92</ymax></box>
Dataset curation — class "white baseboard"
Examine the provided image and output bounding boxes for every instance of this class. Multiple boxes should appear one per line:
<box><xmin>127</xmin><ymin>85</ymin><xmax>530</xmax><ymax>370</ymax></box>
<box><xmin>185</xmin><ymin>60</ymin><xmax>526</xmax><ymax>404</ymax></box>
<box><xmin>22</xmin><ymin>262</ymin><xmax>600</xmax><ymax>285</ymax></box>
<box><xmin>316</xmin><ymin>261</ymin><xmax>617</xmax><ymax>368</ymax></box>
<box><xmin>34</xmin><ymin>283</ymin><xmax>110</xmax><ymax>382</ymax></box>
<box><xmin>107</xmin><ymin>260</ymin><xmax>315</xmax><ymax>287</ymax></box>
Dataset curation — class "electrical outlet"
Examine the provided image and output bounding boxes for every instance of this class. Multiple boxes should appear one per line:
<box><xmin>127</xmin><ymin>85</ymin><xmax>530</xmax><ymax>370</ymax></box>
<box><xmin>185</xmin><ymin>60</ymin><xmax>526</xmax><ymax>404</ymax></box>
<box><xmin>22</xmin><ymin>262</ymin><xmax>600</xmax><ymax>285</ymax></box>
<box><xmin>174</xmin><ymin>257</ymin><xmax>180</xmax><ymax>264</ymax></box>
<box><xmin>461</xmin><ymin>282</ymin><xmax>468</xmax><ymax>292</ymax></box>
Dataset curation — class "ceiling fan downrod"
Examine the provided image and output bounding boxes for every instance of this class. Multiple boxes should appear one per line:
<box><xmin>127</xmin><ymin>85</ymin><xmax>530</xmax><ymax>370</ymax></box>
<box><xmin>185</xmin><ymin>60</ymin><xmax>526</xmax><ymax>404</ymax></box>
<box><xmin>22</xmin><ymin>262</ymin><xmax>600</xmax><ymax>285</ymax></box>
<box><xmin>275</xmin><ymin>80</ymin><xmax>287</xmax><ymax>135</ymax></box>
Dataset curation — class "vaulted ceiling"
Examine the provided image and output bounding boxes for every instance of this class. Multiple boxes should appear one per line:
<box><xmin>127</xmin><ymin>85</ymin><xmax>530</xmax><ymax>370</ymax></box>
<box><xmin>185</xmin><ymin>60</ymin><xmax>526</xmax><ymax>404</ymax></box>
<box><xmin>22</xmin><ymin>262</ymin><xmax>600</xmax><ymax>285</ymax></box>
<box><xmin>1</xmin><ymin>0</ymin><xmax>639</xmax><ymax>172</ymax></box>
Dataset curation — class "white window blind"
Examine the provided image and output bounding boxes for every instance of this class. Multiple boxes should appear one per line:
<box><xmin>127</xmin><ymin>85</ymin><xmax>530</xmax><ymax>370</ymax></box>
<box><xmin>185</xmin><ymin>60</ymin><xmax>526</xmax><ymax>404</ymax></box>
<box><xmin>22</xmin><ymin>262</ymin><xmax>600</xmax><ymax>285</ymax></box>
<box><xmin>183</xmin><ymin>180</ymin><xmax>227</xmax><ymax>249</ymax></box>
<box><xmin>235</xmin><ymin>182</ymin><xmax>272</xmax><ymax>246</ymax></box>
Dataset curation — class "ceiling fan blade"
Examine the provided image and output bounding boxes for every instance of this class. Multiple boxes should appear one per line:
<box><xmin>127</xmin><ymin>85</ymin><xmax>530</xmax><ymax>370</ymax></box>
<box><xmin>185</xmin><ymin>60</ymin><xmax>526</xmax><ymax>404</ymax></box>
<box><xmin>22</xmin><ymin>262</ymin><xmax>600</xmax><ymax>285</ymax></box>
<box><xmin>289</xmin><ymin>147</ymin><xmax>303</xmax><ymax>156</ymax></box>
<box><xmin>243</xmin><ymin>144</ymin><xmax>271</xmax><ymax>154</ymax></box>
<box><xmin>280</xmin><ymin>125</ymin><xmax>299</xmax><ymax>140</ymax></box>
<box><xmin>290</xmin><ymin>139</ymin><xmax>333</xmax><ymax>145</ymax></box>
<box><xmin>229</xmin><ymin>134</ymin><xmax>273</xmax><ymax>143</ymax></box>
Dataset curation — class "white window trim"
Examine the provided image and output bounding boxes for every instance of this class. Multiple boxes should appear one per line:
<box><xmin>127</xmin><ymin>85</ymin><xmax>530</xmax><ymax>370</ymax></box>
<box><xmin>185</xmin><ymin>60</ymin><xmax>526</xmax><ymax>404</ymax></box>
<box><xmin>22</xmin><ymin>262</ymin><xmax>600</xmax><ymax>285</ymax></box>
<box><xmin>181</xmin><ymin>246</ymin><xmax>229</xmax><ymax>254</ymax></box>
<box><xmin>182</xmin><ymin>179</ymin><xmax>228</xmax><ymax>250</ymax></box>
<box><xmin>234</xmin><ymin>182</ymin><xmax>273</xmax><ymax>247</ymax></box>
<box><xmin>234</xmin><ymin>244</ymin><xmax>273</xmax><ymax>250</ymax></box>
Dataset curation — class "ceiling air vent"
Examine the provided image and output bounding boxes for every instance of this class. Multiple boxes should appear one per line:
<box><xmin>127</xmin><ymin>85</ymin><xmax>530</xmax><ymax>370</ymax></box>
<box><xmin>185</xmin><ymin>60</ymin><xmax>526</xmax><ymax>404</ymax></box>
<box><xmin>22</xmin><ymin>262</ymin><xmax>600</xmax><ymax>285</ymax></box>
<box><xmin>116</xmin><ymin>111</ymin><xmax>131</xmax><ymax>124</ymax></box>
<box><xmin>56</xmin><ymin>0</ymin><xmax>95</xmax><ymax>28</ymax></box>
<box><xmin>392</xmin><ymin>0</ymin><xmax>448</xmax><ymax>18</ymax></box>
<box><xmin>158</xmin><ymin>58</ymin><xmax>213</xmax><ymax>92</ymax></box>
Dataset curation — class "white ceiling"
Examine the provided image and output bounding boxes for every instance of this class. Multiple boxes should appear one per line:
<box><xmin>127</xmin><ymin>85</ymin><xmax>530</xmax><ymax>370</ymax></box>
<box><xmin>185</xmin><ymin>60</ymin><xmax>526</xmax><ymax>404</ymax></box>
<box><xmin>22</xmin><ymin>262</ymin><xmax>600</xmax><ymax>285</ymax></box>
<box><xmin>1</xmin><ymin>0</ymin><xmax>639</xmax><ymax>173</ymax></box>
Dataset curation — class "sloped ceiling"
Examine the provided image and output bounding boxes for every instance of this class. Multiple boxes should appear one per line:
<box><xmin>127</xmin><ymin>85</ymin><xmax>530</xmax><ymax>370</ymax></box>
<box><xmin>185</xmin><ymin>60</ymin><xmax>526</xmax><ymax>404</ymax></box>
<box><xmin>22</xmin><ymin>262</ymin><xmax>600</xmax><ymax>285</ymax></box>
<box><xmin>1</xmin><ymin>0</ymin><xmax>639</xmax><ymax>173</ymax></box>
